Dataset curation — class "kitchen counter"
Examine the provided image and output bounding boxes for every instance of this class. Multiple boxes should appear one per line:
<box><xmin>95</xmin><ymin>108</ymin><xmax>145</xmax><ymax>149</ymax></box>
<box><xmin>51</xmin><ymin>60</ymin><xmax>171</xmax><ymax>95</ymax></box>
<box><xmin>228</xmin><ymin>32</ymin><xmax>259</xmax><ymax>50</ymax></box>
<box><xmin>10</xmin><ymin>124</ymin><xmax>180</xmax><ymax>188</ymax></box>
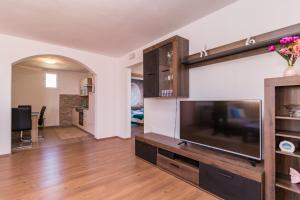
<box><xmin>72</xmin><ymin>93</ymin><xmax>95</xmax><ymax>135</ymax></box>
<box><xmin>75</xmin><ymin>106</ymin><xmax>88</xmax><ymax>112</ymax></box>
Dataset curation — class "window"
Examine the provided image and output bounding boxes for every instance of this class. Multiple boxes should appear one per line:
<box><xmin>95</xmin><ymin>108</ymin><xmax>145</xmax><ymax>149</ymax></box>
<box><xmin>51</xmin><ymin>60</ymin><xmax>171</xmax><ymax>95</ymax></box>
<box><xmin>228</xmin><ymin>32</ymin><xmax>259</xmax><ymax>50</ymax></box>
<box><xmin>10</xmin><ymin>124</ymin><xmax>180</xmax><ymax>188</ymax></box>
<box><xmin>45</xmin><ymin>73</ymin><xmax>57</xmax><ymax>88</ymax></box>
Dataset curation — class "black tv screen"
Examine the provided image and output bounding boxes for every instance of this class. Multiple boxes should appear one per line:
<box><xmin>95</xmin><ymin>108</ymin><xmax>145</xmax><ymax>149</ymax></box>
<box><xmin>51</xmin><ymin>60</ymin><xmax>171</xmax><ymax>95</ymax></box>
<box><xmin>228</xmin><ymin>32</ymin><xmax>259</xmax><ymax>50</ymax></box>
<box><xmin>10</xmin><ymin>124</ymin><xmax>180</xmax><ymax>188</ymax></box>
<box><xmin>180</xmin><ymin>100</ymin><xmax>262</xmax><ymax>160</ymax></box>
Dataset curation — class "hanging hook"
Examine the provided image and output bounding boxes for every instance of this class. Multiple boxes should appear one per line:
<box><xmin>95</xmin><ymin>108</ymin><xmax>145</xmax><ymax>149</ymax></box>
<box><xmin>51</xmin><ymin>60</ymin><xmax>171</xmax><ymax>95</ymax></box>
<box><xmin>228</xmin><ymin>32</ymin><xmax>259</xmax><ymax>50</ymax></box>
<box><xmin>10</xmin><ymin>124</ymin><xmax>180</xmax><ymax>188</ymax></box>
<box><xmin>245</xmin><ymin>37</ymin><xmax>256</xmax><ymax>46</ymax></box>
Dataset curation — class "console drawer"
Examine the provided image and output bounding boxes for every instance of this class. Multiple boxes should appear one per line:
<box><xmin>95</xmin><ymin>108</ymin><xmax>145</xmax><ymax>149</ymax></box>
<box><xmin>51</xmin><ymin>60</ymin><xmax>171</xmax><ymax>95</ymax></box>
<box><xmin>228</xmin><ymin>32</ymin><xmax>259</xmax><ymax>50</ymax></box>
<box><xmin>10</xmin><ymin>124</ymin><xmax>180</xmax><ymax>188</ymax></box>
<box><xmin>135</xmin><ymin>140</ymin><xmax>157</xmax><ymax>165</ymax></box>
<box><xmin>199</xmin><ymin>162</ymin><xmax>261</xmax><ymax>200</ymax></box>
<box><xmin>157</xmin><ymin>154</ymin><xmax>199</xmax><ymax>185</ymax></box>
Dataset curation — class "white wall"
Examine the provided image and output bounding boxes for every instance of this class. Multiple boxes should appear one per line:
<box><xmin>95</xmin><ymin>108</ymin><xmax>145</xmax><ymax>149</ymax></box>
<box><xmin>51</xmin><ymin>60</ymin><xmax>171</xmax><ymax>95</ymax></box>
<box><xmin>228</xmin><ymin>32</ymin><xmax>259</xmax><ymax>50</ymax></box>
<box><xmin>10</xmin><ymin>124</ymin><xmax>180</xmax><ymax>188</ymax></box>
<box><xmin>119</xmin><ymin>0</ymin><xmax>300</xmax><ymax>138</ymax></box>
<box><xmin>12</xmin><ymin>66</ymin><xmax>87</xmax><ymax>126</ymax></box>
<box><xmin>131</xmin><ymin>63</ymin><xmax>143</xmax><ymax>75</ymax></box>
<box><xmin>115</xmin><ymin>66</ymin><xmax>132</xmax><ymax>138</ymax></box>
<box><xmin>0</xmin><ymin>34</ymin><xmax>120</xmax><ymax>155</ymax></box>
<box><xmin>59</xmin><ymin>71</ymin><xmax>87</xmax><ymax>95</ymax></box>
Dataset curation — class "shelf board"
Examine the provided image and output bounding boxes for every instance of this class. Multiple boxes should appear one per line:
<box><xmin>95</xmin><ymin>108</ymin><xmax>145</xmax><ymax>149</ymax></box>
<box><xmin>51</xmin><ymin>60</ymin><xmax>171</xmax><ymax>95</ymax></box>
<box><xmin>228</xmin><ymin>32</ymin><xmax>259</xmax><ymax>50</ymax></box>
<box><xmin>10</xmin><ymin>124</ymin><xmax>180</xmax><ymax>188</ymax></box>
<box><xmin>183</xmin><ymin>23</ymin><xmax>300</xmax><ymax>67</ymax></box>
<box><xmin>275</xmin><ymin>116</ymin><xmax>300</xmax><ymax>121</ymax></box>
<box><xmin>183</xmin><ymin>41</ymin><xmax>270</xmax><ymax>65</ymax></box>
<box><xmin>276</xmin><ymin>178</ymin><xmax>300</xmax><ymax>194</ymax></box>
<box><xmin>276</xmin><ymin>150</ymin><xmax>300</xmax><ymax>158</ymax></box>
<box><xmin>276</xmin><ymin>131</ymin><xmax>300</xmax><ymax>139</ymax></box>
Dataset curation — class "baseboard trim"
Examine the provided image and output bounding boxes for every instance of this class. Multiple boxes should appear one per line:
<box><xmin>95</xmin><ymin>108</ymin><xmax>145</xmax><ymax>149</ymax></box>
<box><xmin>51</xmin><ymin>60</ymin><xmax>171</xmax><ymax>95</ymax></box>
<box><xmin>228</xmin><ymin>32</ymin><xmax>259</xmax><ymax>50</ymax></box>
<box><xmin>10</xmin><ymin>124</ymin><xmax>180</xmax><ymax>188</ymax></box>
<box><xmin>95</xmin><ymin>136</ymin><xmax>119</xmax><ymax>141</ymax></box>
<box><xmin>43</xmin><ymin>125</ymin><xmax>62</xmax><ymax>128</ymax></box>
<box><xmin>117</xmin><ymin>136</ymin><xmax>132</xmax><ymax>140</ymax></box>
<box><xmin>0</xmin><ymin>153</ymin><xmax>11</xmax><ymax>158</ymax></box>
<box><xmin>94</xmin><ymin>136</ymin><xmax>132</xmax><ymax>141</ymax></box>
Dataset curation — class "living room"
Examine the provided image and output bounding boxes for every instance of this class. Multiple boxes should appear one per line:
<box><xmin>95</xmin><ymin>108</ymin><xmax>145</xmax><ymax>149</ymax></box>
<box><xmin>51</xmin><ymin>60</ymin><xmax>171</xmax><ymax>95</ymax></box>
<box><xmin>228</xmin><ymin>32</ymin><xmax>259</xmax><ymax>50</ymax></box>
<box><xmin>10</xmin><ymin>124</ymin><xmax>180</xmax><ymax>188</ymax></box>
<box><xmin>0</xmin><ymin>0</ymin><xmax>300</xmax><ymax>199</ymax></box>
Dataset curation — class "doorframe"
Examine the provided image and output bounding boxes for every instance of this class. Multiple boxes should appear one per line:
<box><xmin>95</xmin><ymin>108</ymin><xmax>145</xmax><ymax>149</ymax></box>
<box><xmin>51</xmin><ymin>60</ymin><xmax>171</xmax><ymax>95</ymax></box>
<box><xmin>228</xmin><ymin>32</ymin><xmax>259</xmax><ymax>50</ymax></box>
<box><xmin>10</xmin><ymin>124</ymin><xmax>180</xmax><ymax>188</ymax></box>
<box><xmin>127</xmin><ymin>62</ymin><xmax>144</xmax><ymax>137</ymax></box>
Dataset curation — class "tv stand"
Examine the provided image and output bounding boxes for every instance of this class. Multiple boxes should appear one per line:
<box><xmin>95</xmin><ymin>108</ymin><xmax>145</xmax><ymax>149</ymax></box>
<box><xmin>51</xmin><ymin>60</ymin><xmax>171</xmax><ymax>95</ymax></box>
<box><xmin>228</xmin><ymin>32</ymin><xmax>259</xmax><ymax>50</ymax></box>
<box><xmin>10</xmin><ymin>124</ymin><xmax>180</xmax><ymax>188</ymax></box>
<box><xmin>248</xmin><ymin>158</ymin><xmax>260</xmax><ymax>167</ymax></box>
<box><xmin>135</xmin><ymin>133</ymin><xmax>264</xmax><ymax>200</ymax></box>
<box><xmin>177</xmin><ymin>141</ymin><xmax>187</xmax><ymax>146</ymax></box>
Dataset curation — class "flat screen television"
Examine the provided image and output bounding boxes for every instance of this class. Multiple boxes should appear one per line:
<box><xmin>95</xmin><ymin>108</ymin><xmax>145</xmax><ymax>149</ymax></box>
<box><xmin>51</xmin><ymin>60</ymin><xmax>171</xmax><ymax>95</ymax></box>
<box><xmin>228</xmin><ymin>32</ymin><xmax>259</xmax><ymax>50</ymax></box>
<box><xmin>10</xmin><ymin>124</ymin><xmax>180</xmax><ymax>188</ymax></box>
<box><xmin>180</xmin><ymin>100</ymin><xmax>262</xmax><ymax>160</ymax></box>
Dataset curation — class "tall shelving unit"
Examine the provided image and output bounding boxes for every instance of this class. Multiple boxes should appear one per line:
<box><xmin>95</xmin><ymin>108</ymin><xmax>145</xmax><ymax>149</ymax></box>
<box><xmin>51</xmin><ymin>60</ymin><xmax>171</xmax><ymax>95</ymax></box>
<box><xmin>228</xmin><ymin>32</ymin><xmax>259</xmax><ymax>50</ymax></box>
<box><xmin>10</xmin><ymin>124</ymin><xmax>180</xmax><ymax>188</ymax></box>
<box><xmin>265</xmin><ymin>76</ymin><xmax>300</xmax><ymax>200</ymax></box>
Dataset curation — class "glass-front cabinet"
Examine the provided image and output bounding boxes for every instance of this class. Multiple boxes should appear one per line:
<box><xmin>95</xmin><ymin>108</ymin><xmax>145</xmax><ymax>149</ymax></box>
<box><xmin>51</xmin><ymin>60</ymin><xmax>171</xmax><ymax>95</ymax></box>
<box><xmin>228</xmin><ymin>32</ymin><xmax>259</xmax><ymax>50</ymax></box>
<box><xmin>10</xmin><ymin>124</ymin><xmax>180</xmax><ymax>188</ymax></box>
<box><xmin>143</xmin><ymin>36</ymin><xmax>189</xmax><ymax>98</ymax></box>
<box><xmin>159</xmin><ymin>43</ymin><xmax>173</xmax><ymax>97</ymax></box>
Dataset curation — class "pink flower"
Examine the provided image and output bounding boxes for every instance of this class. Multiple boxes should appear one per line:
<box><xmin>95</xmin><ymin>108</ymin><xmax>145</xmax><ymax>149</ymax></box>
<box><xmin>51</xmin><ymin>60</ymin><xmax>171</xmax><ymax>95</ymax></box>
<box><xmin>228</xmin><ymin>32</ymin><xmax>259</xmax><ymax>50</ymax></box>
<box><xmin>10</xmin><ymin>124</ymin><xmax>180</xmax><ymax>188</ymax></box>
<box><xmin>280</xmin><ymin>37</ymin><xmax>293</xmax><ymax>45</ymax></box>
<box><xmin>279</xmin><ymin>47</ymin><xmax>291</xmax><ymax>55</ymax></box>
<box><xmin>293</xmin><ymin>36</ymin><xmax>300</xmax><ymax>42</ymax></box>
<box><xmin>268</xmin><ymin>45</ymin><xmax>276</xmax><ymax>52</ymax></box>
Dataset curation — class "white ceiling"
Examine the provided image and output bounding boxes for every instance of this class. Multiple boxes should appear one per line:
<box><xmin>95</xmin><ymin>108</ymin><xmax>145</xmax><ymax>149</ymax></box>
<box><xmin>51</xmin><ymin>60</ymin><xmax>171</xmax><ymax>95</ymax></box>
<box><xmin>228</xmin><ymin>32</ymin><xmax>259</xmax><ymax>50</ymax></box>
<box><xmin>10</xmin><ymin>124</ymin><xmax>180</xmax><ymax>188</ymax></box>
<box><xmin>14</xmin><ymin>55</ymin><xmax>89</xmax><ymax>73</ymax></box>
<box><xmin>0</xmin><ymin>0</ymin><xmax>236</xmax><ymax>57</ymax></box>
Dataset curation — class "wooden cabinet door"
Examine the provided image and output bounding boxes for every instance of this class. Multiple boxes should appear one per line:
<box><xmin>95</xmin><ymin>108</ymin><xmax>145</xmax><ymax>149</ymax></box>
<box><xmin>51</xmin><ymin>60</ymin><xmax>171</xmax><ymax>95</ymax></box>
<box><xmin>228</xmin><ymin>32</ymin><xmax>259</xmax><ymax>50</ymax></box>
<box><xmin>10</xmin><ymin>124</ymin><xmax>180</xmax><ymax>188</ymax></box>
<box><xmin>159</xmin><ymin>43</ymin><xmax>173</xmax><ymax>97</ymax></box>
<box><xmin>143</xmin><ymin>49</ymin><xmax>159</xmax><ymax>97</ymax></box>
<box><xmin>198</xmin><ymin>162</ymin><xmax>261</xmax><ymax>200</ymax></box>
<box><xmin>135</xmin><ymin>140</ymin><xmax>157</xmax><ymax>165</ymax></box>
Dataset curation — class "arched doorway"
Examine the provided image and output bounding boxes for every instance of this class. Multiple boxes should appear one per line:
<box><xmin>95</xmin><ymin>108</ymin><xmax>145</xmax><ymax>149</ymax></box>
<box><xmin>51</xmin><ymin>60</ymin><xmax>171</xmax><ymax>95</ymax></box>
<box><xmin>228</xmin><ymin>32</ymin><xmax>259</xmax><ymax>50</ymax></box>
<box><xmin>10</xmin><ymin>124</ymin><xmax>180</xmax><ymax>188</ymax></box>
<box><xmin>11</xmin><ymin>54</ymin><xmax>96</xmax><ymax>150</ymax></box>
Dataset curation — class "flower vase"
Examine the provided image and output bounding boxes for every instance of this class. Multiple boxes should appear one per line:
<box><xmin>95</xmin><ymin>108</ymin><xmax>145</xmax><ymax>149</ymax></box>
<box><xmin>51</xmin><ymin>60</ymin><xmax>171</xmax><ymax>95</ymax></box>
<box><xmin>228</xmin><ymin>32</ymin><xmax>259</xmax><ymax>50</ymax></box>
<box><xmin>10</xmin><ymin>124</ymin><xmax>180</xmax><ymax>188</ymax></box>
<box><xmin>283</xmin><ymin>66</ymin><xmax>298</xmax><ymax>77</ymax></box>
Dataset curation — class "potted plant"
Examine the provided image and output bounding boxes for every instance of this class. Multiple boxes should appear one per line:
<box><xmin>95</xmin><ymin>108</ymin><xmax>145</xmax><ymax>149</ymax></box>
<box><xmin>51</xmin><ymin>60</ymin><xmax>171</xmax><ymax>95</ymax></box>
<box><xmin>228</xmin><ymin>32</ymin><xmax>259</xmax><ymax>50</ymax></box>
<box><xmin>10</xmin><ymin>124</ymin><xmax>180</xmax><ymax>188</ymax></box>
<box><xmin>268</xmin><ymin>36</ymin><xmax>300</xmax><ymax>76</ymax></box>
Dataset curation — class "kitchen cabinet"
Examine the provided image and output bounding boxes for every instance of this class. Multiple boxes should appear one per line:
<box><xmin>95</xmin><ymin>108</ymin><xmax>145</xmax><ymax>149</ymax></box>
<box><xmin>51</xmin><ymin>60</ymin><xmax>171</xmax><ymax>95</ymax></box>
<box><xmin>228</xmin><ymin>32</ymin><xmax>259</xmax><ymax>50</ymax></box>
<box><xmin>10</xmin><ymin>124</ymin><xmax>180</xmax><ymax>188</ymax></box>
<box><xmin>72</xmin><ymin>93</ymin><xmax>95</xmax><ymax>135</ymax></box>
<box><xmin>80</xmin><ymin>77</ymin><xmax>93</xmax><ymax>96</ymax></box>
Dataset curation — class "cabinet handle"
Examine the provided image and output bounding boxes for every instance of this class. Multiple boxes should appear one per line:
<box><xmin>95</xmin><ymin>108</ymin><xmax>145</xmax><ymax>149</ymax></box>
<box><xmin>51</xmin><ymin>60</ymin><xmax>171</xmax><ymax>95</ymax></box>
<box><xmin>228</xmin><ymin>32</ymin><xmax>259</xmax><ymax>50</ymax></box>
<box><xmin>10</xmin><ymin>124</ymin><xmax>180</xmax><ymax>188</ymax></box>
<box><xmin>170</xmin><ymin>163</ymin><xmax>180</xmax><ymax>168</ymax></box>
<box><xmin>144</xmin><ymin>73</ymin><xmax>154</xmax><ymax>76</ymax></box>
<box><xmin>161</xmin><ymin>69</ymin><xmax>170</xmax><ymax>72</ymax></box>
<box><xmin>217</xmin><ymin>172</ymin><xmax>233</xmax><ymax>179</ymax></box>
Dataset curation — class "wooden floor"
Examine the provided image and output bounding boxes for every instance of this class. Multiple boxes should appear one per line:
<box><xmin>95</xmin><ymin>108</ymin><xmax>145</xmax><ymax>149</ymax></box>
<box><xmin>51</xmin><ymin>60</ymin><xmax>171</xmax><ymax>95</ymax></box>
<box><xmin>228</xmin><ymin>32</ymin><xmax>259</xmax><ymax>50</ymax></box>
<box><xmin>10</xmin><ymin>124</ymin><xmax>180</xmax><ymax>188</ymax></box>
<box><xmin>1</xmin><ymin>138</ymin><xmax>217</xmax><ymax>200</ymax></box>
<box><xmin>36</xmin><ymin>126</ymin><xmax>93</xmax><ymax>147</ymax></box>
<box><xmin>131</xmin><ymin>125</ymin><xmax>144</xmax><ymax>137</ymax></box>
<box><xmin>12</xmin><ymin>126</ymin><xmax>93</xmax><ymax>151</ymax></box>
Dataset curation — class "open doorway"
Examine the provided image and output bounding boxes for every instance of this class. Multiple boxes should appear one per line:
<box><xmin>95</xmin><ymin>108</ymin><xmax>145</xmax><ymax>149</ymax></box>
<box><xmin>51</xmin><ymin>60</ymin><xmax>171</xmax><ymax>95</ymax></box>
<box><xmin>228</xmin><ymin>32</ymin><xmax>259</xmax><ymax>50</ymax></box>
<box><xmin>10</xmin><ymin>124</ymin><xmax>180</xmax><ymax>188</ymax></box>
<box><xmin>130</xmin><ymin>63</ymin><xmax>144</xmax><ymax>137</ymax></box>
<box><xmin>11</xmin><ymin>55</ymin><xmax>96</xmax><ymax>151</ymax></box>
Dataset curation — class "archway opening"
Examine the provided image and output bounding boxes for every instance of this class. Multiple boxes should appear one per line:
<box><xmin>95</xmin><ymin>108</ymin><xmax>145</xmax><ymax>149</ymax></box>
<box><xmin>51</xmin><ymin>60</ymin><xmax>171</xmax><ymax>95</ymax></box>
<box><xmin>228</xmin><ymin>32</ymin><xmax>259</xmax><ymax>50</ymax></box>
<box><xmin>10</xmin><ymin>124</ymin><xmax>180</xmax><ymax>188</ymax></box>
<box><xmin>11</xmin><ymin>54</ymin><xmax>96</xmax><ymax>151</ymax></box>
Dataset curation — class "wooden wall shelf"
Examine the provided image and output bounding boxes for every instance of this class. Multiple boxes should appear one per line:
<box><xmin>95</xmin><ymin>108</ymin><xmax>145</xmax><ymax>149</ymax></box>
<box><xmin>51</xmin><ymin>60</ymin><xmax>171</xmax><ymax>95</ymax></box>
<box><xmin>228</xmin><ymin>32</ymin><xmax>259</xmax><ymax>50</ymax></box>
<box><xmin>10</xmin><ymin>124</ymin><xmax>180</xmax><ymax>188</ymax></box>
<box><xmin>276</xmin><ymin>131</ymin><xmax>300</xmax><ymax>139</ymax></box>
<box><xmin>264</xmin><ymin>76</ymin><xmax>300</xmax><ymax>200</ymax></box>
<box><xmin>183</xmin><ymin>23</ymin><xmax>300</xmax><ymax>68</ymax></box>
<box><xmin>276</xmin><ymin>178</ymin><xmax>300</xmax><ymax>194</ymax></box>
<box><xmin>275</xmin><ymin>116</ymin><xmax>300</xmax><ymax>121</ymax></box>
<box><xmin>276</xmin><ymin>150</ymin><xmax>300</xmax><ymax>158</ymax></box>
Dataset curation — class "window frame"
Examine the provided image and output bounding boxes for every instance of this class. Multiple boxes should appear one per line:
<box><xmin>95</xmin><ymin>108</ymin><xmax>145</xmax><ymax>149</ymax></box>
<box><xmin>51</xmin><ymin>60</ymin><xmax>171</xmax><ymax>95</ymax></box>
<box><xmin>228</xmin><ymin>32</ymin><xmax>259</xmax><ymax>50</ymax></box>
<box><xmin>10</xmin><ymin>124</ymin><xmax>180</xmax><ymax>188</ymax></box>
<box><xmin>45</xmin><ymin>72</ymin><xmax>58</xmax><ymax>89</ymax></box>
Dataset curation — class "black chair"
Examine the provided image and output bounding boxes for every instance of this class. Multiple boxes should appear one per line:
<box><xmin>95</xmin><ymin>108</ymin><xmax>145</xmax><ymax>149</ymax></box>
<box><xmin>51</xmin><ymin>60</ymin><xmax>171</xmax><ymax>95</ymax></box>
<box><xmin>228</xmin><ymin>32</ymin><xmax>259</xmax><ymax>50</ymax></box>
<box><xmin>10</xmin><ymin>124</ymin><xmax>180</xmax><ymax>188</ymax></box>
<box><xmin>37</xmin><ymin>106</ymin><xmax>46</xmax><ymax>139</ymax></box>
<box><xmin>18</xmin><ymin>105</ymin><xmax>32</xmax><ymax>109</ymax></box>
<box><xmin>12</xmin><ymin>107</ymin><xmax>32</xmax><ymax>142</ymax></box>
<box><xmin>38</xmin><ymin>106</ymin><xmax>46</xmax><ymax>127</ymax></box>
<box><xmin>18</xmin><ymin>105</ymin><xmax>33</xmax><ymax>141</ymax></box>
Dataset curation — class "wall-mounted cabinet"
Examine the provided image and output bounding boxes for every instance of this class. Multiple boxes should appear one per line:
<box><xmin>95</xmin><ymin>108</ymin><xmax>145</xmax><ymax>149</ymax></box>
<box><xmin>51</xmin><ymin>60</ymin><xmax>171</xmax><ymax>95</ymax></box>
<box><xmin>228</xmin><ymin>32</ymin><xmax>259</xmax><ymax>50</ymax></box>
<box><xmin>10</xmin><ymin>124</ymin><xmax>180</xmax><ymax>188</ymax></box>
<box><xmin>80</xmin><ymin>77</ymin><xmax>93</xmax><ymax>96</ymax></box>
<box><xmin>143</xmin><ymin>36</ymin><xmax>189</xmax><ymax>98</ymax></box>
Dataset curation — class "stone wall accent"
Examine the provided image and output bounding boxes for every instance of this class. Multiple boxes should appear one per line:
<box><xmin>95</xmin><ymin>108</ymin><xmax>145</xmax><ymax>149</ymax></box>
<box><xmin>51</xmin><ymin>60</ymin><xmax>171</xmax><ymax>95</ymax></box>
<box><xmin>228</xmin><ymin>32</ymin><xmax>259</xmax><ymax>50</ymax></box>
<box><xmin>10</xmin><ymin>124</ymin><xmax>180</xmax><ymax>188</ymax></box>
<box><xmin>59</xmin><ymin>95</ymin><xmax>81</xmax><ymax>126</ymax></box>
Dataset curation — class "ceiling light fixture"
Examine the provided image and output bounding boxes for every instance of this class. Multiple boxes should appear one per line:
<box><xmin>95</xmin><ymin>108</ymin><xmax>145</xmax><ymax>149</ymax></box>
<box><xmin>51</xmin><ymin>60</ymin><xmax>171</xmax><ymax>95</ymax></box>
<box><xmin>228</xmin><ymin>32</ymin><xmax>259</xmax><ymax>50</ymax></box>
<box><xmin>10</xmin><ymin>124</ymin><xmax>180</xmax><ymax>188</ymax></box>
<box><xmin>45</xmin><ymin>59</ymin><xmax>57</xmax><ymax>64</ymax></box>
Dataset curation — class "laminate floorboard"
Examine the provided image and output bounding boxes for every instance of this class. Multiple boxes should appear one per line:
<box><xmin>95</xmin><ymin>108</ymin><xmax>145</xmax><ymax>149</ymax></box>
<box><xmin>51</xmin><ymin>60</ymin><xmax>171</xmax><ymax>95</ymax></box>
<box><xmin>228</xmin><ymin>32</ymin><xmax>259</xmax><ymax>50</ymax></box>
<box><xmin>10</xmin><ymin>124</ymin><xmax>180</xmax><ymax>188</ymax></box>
<box><xmin>131</xmin><ymin>125</ymin><xmax>144</xmax><ymax>137</ymax></box>
<box><xmin>0</xmin><ymin>137</ymin><xmax>217</xmax><ymax>200</ymax></box>
<box><xmin>12</xmin><ymin>126</ymin><xmax>93</xmax><ymax>152</ymax></box>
